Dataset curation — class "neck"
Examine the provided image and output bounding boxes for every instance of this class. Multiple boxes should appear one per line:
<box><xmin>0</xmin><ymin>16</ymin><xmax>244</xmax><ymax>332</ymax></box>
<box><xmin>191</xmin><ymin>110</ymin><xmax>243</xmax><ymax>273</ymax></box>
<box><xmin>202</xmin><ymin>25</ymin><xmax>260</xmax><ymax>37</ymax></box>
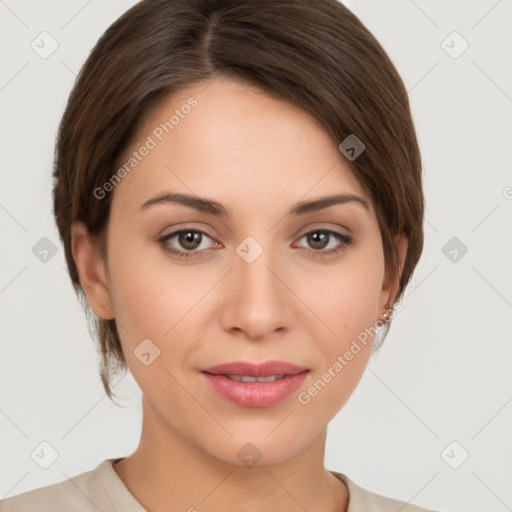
<box><xmin>112</xmin><ymin>396</ymin><xmax>348</xmax><ymax>512</ymax></box>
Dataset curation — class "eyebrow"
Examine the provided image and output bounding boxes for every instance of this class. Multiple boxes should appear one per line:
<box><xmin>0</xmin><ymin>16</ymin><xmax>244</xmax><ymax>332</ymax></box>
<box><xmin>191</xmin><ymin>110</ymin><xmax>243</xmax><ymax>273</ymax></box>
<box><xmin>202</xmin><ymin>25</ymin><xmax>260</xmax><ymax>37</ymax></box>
<box><xmin>139</xmin><ymin>191</ymin><xmax>369</xmax><ymax>216</ymax></box>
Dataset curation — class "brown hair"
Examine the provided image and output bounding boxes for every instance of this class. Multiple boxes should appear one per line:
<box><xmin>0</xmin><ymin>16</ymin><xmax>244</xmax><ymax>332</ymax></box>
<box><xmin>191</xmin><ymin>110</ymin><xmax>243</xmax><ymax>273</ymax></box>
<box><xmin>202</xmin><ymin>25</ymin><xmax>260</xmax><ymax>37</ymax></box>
<box><xmin>53</xmin><ymin>0</ymin><xmax>424</xmax><ymax>402</ymax></box>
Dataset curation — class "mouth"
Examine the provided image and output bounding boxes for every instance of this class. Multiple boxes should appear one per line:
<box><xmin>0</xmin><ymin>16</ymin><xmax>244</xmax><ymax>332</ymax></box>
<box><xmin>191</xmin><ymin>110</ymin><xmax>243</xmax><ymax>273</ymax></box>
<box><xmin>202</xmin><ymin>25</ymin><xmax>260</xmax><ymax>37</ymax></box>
<box><xmin>200</xmin><ymin>360</ymin><xmax>309</xmax><ymax>378</ymax></box>
<box><xmin>200</xmin><ymin>360</ymin><xmax>310</xmax><ymax>408</ymax></box>
<box><xmin>208</xmin><ymin>373</ymin><xmax>291</xmax><ymax>382</ymax></box>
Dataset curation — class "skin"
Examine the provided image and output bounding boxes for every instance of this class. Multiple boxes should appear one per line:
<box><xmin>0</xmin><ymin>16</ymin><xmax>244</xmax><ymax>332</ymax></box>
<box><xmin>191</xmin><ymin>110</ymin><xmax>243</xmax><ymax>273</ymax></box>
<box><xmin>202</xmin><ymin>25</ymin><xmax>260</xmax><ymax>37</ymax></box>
<box><xmin>72</xmin><ymin>77</ymin><xmax>408</xmax><ymax>512</ymax></box>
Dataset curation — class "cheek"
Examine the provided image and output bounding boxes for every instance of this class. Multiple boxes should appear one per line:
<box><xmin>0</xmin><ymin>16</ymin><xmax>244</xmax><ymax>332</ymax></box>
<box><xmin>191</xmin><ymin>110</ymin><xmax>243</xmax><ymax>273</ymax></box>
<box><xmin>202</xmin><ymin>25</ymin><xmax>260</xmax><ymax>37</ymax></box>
<box><xmin>106</xmin><ymin>234</ymin><xmax>206</xmax><ymax>338</ymax></box>
<box><xmin>106</xmin><ymin>262</ymin><xmax>195</xmax><ymax>397</ymax></box>
<box><xmin>302</xmin><ymin>256</ymin><xmax>383</xmax><ymax>341</ymax></box>
<box><xmin>296</xmin><ymin>287</ymin><xmax>378</xmax><ymax>422</ymax></box>
<box><xmin>297</xmin><ymin>260</ymin><xmax>382</xmax><ymax>410</ymax></box>
<box><xmin>105</xmin><ymin>241</ymin><xmax>216</xmax><ymax>388</ymax></box>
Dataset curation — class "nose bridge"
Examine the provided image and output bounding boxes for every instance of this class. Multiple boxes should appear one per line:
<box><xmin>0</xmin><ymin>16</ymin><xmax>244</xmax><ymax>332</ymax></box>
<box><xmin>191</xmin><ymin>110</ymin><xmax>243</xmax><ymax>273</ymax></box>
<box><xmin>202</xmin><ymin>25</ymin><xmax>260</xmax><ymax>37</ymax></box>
<box><xmin>236</xmin><ymin>234</ymin><xmax>284</xmax><ymax>302</ymax></box>
<box><xmin>224</xmin><ymin>233</ymin><xmax>293</xmax><ymax>336</ymax></box>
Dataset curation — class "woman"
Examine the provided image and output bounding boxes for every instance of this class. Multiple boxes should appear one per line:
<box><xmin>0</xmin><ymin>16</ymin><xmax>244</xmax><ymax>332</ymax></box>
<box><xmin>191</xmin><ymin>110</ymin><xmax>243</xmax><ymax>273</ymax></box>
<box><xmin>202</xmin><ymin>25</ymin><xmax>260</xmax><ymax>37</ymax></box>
<box><xmin>0</xmin><ymin>0</ymin><xmax>441</xmax><ymax>510</ymax></box>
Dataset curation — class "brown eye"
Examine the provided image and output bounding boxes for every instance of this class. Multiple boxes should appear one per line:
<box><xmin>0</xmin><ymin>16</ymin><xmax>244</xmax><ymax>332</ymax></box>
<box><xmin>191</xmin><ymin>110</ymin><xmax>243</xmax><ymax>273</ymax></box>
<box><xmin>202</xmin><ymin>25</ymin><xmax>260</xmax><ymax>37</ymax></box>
<box><xmin>306</xmin><ymin>231</ymin><xmax>330</xmax><ymax>250</ymax></box>
<box><xmin>177</xmin><ymin>231</ymin><xmax>202</xmax><ymax>250</ymax></box>
<box><xmin>158</xmin><ymin>227</ymin><xmax>354</xmax><ymax>260</ymax></box>
<box><xmin>159</xmin><ymin>229</ymin><xmax>217</xmax><ymax>259</ymax></box>
<box><xmin>296</xmin><ymin>229</ymin><xmax>354</xmax><ymax>256</ymax></box>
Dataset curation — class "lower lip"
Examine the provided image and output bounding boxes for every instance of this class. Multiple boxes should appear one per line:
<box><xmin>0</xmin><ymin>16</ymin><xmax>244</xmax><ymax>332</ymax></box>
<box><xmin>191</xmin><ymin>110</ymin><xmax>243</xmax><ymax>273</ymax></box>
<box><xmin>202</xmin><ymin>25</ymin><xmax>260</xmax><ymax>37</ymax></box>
<box><xmin>201</xmin><ymin>371</ymin><xmax>309</xmax><ymax>408</ymax></box>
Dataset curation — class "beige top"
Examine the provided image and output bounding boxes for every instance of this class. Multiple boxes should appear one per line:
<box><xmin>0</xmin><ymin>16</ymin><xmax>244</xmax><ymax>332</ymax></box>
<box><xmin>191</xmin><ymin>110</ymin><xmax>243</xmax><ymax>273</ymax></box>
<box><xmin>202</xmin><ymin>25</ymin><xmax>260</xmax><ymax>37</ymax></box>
<box><xmin>0</xmin><ymin>458</ymin><xmax>439</xmax><ymax>512</ymax></box>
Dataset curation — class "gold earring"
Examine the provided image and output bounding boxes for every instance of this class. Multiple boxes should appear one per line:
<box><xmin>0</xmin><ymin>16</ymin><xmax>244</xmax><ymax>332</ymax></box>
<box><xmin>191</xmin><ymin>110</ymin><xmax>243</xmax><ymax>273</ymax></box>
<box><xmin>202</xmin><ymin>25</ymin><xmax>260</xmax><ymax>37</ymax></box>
<box><xmin>380</xmin><ymin>303</ymin><xmax>392</xmax><ymax>323</ymax></box>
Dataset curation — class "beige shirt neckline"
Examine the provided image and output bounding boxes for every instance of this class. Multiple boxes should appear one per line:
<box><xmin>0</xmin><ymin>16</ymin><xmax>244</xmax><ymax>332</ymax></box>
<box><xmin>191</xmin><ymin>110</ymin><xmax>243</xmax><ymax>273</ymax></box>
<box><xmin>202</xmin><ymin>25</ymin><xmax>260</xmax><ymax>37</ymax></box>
<box><xmin>99</xmin><ymin>458</ymin><xmax>433</xmax><ymax>511</ymax></box>
<box><xmin>1</xmin><ymin>457</ymin><xmax>436</xmax><ymax>511</ymax></box>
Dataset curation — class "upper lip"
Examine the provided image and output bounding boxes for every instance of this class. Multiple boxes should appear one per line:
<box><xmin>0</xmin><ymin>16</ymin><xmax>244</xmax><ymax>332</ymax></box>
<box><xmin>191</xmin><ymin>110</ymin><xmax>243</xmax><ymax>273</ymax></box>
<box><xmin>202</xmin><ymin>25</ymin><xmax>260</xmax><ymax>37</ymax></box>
<box><xmin>201</xmin><ymin>360</ymin><xmax>309</xmax><ymax>377</ymax></box>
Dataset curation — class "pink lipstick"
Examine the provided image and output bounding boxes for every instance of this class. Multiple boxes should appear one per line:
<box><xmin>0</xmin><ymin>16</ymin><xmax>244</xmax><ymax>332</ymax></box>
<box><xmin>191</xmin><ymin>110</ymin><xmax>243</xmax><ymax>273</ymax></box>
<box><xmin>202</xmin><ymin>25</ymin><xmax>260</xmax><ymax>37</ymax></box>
<box><xmin>200</xmin><ymin>360</ymin><xmax>309</xmax><ymax>408</ymax></box>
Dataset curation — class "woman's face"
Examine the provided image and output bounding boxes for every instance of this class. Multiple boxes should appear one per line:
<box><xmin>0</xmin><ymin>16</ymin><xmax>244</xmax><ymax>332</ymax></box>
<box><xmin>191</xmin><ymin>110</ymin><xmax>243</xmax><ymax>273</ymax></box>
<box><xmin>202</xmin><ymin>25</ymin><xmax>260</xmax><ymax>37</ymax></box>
<box><xmin>77</xmin><ymin>77</ymin><xmax>405</xmax><ymax>466</ymax></box>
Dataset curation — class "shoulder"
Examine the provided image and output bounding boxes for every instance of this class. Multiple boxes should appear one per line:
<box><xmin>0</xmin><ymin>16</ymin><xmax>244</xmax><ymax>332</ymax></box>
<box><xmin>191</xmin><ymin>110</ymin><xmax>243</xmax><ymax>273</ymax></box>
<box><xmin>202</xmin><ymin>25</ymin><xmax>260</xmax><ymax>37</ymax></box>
<box><xmin>0</xmin><ymin>459</ymin><xmax>139</xmax><ymax>512</ymax></box>
<box><xmin>331</xmin><ymin>471</ymin><xmax>441</xmax><ymax>512</ymax></box>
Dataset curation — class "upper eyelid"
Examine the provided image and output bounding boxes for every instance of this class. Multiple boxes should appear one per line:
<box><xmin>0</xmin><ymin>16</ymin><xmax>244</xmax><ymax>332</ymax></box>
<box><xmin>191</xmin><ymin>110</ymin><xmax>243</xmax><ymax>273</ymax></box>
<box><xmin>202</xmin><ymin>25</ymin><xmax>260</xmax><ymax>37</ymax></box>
<box><xmin>159</xmin><ymin>225</ymin><xmax>217</xmax><ymax>242</ymax></box>
<box><xmin>159</xmin><ymin>219</ymin><xmax>351</xmax><ymax>236</ymax></box>
<box><xmin>159</xmin><ymin>225</ymin><xmax>350</xmax><ymax>246</ymax></box>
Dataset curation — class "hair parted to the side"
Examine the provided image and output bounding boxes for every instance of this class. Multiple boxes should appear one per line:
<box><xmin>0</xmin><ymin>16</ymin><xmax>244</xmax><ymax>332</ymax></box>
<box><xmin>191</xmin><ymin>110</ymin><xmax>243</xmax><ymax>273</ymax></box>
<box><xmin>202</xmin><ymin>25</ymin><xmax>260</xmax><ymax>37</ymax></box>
<box><xmin>53</xmin><ymin>0</ymin><xmax>424</xmax><ymax>403</ymax></box>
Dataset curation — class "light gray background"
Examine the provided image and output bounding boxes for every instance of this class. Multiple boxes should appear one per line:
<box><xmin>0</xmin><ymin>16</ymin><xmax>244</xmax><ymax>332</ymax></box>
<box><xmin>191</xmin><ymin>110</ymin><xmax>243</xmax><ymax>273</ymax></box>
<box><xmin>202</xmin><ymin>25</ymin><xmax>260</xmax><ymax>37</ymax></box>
<box><xmin>1</xmin><ymin>1</ymin><xmax>511</xmax><ymax>511</ymax></box>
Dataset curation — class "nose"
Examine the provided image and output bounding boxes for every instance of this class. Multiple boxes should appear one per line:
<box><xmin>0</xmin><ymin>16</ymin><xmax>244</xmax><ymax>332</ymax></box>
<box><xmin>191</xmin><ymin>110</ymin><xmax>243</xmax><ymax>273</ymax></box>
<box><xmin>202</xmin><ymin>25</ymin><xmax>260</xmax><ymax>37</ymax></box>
<box><xmin>219</xmin><ymin>239</ymin><xmax>296</xmax><ymax>341</ymax></box>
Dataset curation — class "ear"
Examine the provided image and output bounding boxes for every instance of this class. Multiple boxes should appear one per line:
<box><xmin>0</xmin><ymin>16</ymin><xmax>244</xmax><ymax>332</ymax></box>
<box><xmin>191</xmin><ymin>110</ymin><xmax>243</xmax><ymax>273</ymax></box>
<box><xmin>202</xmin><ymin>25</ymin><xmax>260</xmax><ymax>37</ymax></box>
<box><xmin>71</xmin><ymin>221</ymin><xmax>114</xmax><ymax>320</ymax></box>
<box><xmin>379</xmin><ymin>234</ymin><xmax>408</xmax><ymax>310</ymax></box>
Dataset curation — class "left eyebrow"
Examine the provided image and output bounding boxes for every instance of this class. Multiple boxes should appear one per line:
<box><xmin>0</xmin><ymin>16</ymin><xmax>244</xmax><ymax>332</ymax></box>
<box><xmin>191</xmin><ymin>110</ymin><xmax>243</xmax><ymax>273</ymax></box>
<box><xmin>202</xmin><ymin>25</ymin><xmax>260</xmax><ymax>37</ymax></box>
<box><xmin>289</xmin><ymin>193</ymin><xmax>370</xmax><ymax>215</ymax></box>
<box><xmin>139</xmin><ymin>191</ymin><xmax>370</xmax><ymax>216</ymax></box>
<box><xmin>140</xmin><ymin>192</ymin><xmax>230</xmax><ymax>216</ymax></box>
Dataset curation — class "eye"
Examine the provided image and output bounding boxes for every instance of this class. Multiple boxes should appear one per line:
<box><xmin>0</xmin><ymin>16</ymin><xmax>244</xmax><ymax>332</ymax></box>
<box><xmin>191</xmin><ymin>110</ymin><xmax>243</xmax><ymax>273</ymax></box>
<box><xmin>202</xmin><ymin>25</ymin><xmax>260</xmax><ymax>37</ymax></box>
<box><xmin>295</xmin><ymin>229</ymin><xmax>354</xmax><ymax>257</ymax></box>
<box><xmin>158</xmin><ymin>228</ymin><xmax>218</xmax><ymax>259</ymax></box>
<box><xmin>158</xmin><ymin>227</ymin><xmax>354</xmax><ymax>260</ymax></box>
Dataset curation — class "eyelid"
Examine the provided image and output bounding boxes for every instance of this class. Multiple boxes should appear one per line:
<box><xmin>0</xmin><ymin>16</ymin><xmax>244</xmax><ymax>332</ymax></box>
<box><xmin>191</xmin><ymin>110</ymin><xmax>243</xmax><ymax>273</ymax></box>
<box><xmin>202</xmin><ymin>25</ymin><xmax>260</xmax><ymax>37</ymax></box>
<box><xmin>157</xmin><ymin>226</ymin><xmax>221</xmax><ymax>258</ymax></box>
<box><xmin>157</xmin><ymin>222</ymin><xmax>217</xmax><ymax>241</ymax></box>
<box><xmin>157</xmin><ymin>222</ymin><xmax>350</xmax><ymax>243</ymax></box>
<box><xmin>295</xmin><ymin>221</ymin><xmax>352</xmax><ymax>236</ymax></box>
<box><xmin>158</xmin><ymin>224</ymin><xmax>354</xmax><ymax>260</ymax></box>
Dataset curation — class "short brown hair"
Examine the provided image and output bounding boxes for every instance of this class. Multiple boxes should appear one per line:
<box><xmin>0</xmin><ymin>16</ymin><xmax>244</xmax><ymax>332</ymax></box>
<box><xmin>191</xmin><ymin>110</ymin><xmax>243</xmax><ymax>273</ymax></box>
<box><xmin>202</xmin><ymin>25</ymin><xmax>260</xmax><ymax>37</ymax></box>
<box><xmin>53</xmin><ymin>0</ymin><xmax>424</xmax><ymax>402</ymax></box>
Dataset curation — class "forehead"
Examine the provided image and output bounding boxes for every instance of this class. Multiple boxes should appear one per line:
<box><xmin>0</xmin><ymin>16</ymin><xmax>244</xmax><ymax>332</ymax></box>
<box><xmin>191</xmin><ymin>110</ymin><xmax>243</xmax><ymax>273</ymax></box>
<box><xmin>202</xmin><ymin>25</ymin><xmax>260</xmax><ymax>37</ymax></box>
<box><xmin>110</xmin><ymin>77</ymin><xmax>369</xmax><ymax>215</ymax></box>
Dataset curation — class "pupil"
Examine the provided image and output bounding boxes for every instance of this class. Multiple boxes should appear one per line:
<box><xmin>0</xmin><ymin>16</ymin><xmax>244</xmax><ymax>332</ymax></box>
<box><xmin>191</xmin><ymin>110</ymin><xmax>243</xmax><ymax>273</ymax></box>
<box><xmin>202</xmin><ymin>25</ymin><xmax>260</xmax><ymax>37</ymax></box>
<box><xmin>309</xmin><ymin>231</ymin><xmax>327</xmax><ymax>249</ymax></box>
<box><xmin>180</xmin><ymin>231</ymin><xmax>200</xmax><ymax>249</ymax></box>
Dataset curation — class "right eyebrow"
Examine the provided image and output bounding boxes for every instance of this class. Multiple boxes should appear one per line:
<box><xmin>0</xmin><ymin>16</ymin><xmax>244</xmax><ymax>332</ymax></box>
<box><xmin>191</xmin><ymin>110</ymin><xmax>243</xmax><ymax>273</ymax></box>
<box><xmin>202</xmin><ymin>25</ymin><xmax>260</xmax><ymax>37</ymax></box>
<box><xmin>139</xmin><ymin>191</ymin><xmax>369</xmax><ymax>217</ymax></box>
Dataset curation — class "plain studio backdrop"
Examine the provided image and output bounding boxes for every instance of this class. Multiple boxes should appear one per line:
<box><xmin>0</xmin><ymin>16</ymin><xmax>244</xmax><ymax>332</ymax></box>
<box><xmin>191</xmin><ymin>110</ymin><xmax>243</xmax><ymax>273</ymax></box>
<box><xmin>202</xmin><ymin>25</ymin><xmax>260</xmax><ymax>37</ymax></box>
<box><xmin>1</xmin><ymin>1</ymin><xmax>511</xmax><ymax>511</ymax></box>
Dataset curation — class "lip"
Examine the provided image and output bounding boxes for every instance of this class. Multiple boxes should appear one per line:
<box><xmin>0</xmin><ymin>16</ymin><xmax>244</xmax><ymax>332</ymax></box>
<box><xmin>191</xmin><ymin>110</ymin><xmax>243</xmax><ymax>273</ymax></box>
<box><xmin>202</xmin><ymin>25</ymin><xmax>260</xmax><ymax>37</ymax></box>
<box><xmin>201</xmin><ymin>360</ymin><xmax>309</xmax><ymax>377</ymax></box>
<box><xmin>200</xmin><ymin>360</ymin><xmax>310</xmax><ymax>408</ymax></box>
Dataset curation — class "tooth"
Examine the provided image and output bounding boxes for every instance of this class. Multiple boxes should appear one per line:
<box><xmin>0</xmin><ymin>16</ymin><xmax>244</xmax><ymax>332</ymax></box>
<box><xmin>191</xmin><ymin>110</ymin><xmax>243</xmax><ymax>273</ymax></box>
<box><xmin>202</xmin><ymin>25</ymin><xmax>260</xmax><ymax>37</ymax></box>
<box><xmin>256</xmin><ymin>374</ymin><xmax>285</xmax><ymax>382</ymax></box>
<box><xmin>226</xmin><ymin>375</ymin><xmax>256</xmax><ymax>382</ymax></box>
<box><xmin>225</xmin><ymin>374</ymin><xmax>286</xmax><ymax>382</ymax></box>
<box><xmin>255</xmin><ymin>375</ymin><xmax>278</xmax><ymax>382</ymax></box>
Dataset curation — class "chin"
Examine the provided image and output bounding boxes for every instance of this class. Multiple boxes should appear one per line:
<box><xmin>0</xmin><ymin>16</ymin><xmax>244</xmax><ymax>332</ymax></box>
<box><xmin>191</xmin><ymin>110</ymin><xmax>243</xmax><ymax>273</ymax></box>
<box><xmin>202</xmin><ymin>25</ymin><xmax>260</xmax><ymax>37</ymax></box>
<box><xmin>192</xmin><ymin>420</ymin><xmax>318</xmax><ymax>469</ymax></box>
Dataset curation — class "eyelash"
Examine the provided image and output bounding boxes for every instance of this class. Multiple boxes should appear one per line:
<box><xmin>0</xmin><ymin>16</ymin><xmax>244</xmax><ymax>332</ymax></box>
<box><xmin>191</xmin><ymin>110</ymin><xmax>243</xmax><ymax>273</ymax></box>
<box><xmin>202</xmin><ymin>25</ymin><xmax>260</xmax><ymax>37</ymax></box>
<box><xmin>158</xmin><ymin>228</ymin><xmax>354</xmax><ymax>260</ymax></box>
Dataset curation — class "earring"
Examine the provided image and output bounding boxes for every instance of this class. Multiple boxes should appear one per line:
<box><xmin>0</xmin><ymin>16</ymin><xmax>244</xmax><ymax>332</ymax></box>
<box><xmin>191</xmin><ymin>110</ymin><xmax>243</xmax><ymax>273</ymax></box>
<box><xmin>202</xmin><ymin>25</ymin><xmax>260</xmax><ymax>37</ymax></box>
<box><xmin>379</xmin><ymin>303</ymin><xmax>392</xmax><ymax>323</ymax></box>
